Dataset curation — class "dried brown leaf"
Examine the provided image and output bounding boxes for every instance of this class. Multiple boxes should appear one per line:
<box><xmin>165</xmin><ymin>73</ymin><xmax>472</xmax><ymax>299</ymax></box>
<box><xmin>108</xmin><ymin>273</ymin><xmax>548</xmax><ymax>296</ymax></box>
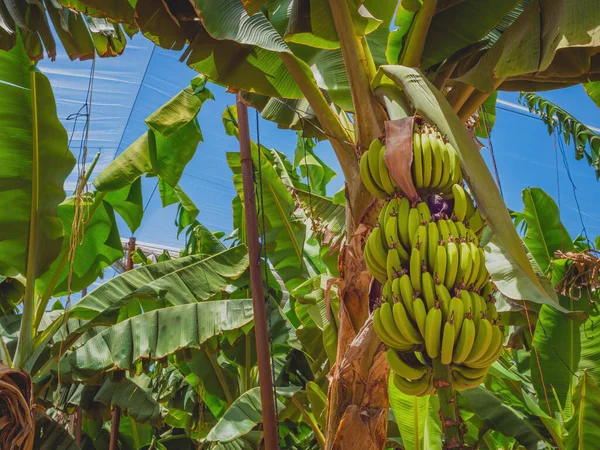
<box><xmin>384</xmin><ymin>117</ymin><xmax>420</xmax><ymax>203</ymax></box>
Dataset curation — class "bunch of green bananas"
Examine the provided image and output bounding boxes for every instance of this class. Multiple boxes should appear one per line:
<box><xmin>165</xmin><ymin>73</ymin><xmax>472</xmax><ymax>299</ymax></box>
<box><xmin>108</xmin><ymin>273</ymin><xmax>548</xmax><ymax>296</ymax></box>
<box><xmin>363</xmin><ymin>127</ymin><xmax>503</xmax><ymax>397</ymax></box>
<box><xmin>360</xmin><ymin>125</ymin><xmax>462</xmax><ymax>199</ymax></box>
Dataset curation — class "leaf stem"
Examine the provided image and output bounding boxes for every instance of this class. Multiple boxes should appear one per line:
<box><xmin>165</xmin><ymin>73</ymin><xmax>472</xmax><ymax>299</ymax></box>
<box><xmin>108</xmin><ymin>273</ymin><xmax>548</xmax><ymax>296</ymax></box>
<box><xmin>292</xmin><ymin>396</ymin><xmax>326</xmax><ymax>449</ymax></box>
<box><xmin>432</xmin><ymin>359</ymin><xmax>463</xmax><ymax>449</ymax></box>
<box><xmin>14</xmin><ymin>68</ymin><xmax>40</xmax><ymax>369</ymax></box>
<box><xmin>206</xmin><ymin>348</ymin><xmax>234</xmax><ymax>405</ymax></box>
<box><xmin>400</xmin><ymin>0</ymin><xmax>438</xmax><ymax>68</ymax></box>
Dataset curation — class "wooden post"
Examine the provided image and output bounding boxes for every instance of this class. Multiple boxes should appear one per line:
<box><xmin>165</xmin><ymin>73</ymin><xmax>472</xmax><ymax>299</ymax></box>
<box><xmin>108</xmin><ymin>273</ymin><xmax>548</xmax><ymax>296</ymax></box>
<box><xmin>236</xmin><ymin>93</ymin><xmax>279</xmax><ymax>450</ymax></box>
<box><xmin>109</xmin><ymin>238</ymin><xmax>136</xmax><ymax>450</ymax></box>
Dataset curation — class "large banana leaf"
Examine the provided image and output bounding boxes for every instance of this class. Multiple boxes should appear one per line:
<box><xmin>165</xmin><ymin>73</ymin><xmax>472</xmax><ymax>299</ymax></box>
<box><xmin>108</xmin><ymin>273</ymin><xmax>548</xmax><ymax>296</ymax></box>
<box><xmin>205</xmin><ymin>386</ymin><xmax>299</xmax><ymax>443</ymax></box>
<box><xmin>104</xmin><ymin>177</ymin><xmax>144</xmax><ymax>233</ymax></box>
<box><xmin>389</xmin><ymin>375</ymin><xmax>439</xmax><ymax>450</ymax></box>
<box><xmin>420</xmin><ymin>0</ymin><xmax>521</xmax><ymax>68</ymax></box>
<box><xmin>93</xmin><ymin>377</ymin><xmax>166</xmax><ymax>425</ymax></box>
<box><xmin>520</xmin><ymin>187</ymin><xmax>573</xmax><ymax>275</ymax></box>
<box><xmin>520</xmin><ymin>93</ymin><xmax>600</xmax><ymax>180</ymax></box>
<box><xmin>460</xmin><ymin>387</ymin><xmax>551</xmax><ymax>449</ymax></box>
<box><xmin>565</xmin><ymin>370</ymin><xmax>600</xmax><ymax>450</ymax></box>
<box><xmin>36</xmin><ymin>195</ymin><xmax>123</xmax><ymax>297</ymax></box>
<box><xmin>33</xmin><ymin>413</ymin><xmax>80</xmax><ymax>450</ymax></box>
<box><xmin>373</xmin><ymin>66</ymin><xmax>559</xmax><ymax>310</ymax></box>
<box><xmin>224</xmin><ymin>108</ymin><xmax>309</xmax><ymax>291</ymax></box>
<box><xmin>68</xmin><ymin>245</ymin><xmax>249</xmax><ymax>320</ymax></box>
<box><xmin>0</xmin><ymin>37</ymin><xmax>74</xmax><ymax>278</ymax></box>
<box><xmin>454</xmin><ymin>0</ymin><xmax>600</xmax><ymax>92</ymax></box>
<box><xmin>57</xmin><ymin>300</ymin><xmax>255</xmax><ymax>381</ymax></box>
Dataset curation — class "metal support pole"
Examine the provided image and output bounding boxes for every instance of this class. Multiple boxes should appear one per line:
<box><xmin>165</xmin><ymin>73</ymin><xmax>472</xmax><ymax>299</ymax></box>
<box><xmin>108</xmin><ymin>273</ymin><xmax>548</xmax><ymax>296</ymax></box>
<box><xmin>109</xmin><ymin>237</ymin><xmax>136</xmax><ymax>450</ymax></box>
<box><xmin>236</xmin><ymin>93</ymin><xmax>279</xmax><ymax>450</ymax></box>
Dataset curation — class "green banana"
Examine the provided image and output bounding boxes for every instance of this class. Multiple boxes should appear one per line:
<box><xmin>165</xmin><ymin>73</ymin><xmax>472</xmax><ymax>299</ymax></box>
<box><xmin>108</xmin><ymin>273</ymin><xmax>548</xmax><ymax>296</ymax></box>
<box><xmin>437</xmin><ymin>219</ymin><xmax>450</xmax><ymax>242</ymax></box>
<box><xmin>374</xmin><ymin>308</ymin><xmax>414</xmax><ymax>351</ymax></box>
<box><xmin>473</xmin><ymin>248</ymin><xmax>489</xmax><ymax>291</ymax></box>
<box><xmin>440</xmin><ymin>320</ymin><xmax>456</xmax><ymax>365</ymax></box>
<box><xmin>412</xmin><ymin>128</ymin><xmax>424</xmax><ymax>188</ymax></box>
<box><xmin>413</xmin><ymin>225</ymin><xmax>428</xmax><ymax>267</ymax></box>
<box><xmin>386</xmin><ymin>349</ymin><xmax>428</xmax><ymax>380</ymax></box>
<box><xmin>368</xmin><ymin>138</ymin><xmax>384</xmax><ymax>189</ymax></box>
<box><xmin>435</xmin><ymin>284</ymin><xmax>451</xmax><ymax>318</ymax></box>
<box><xmin>468</xmin><ymin>209</ymin><xmax>484</xmax><ymax>234</ymax></box>
<box><xmin>382</xmin><ymin>281</ymin><xmax>393</xmax><ymax>304</ymax></box>
<box><xmin>425</xmin><ymin>305</ymin><xmax>442</xmax><ymax>359</ymax></box>
<box><xmin>416</xmin><ymin>202</ymin><xmax>432</xmax><ymax>224</ymax></box>
<box><xmin>392</xmin><ymin>371</ymin><xmax>434</xmax><ymax>397</ymax></box>
<box><xmin>360</xmin><ymin>152</ymin><xmax>386</xmax><ymax>199</ymax></box>
<box><xmin>448</xmin><ymin>296</ymin><xmax>465</xmax><ymax>334</ymax></box>
<box><xmin>437</xmin><ymin>141</ymin><xmax>453</xmax><ymax>191</ymax></box>
<box><xmin>381</xmin><ymin>303</ymin><xmax>412</xmax><ymax>346</ymax></box>
<box><xmin>421</xmin><ymin>271</ymin><xmax>436</xmax><ymax>311</ymax></box>
<box><xmin>378</xmin><ymin>144</ymin><xmax>396</xmax><ymax>195</ymax></box>
<box><xmin>459</xmin><ymin>289</ymin><xmax>473</xmax><ymax>317</ymax></box>
<box><xmin>413</xmin><ymin>297</ymin><xmax>427</xmax><ymax>338</ymax></box>
<box><xmin>407</xmin><ymin>207</ymin><xmax>421</xmax><ymax>248</ymax></box>
<box><xmin>426</xmin><ymin>222</ymin><xmax>439</xmax><ymax>271</ymax></box>
<box><xmin>397</xmin><ymin>197</ymin><xmax>411</xmax><ymax>249</ymax></box>
<box><xmin>452</xmin><ymin>317</ymin><xmax>475</xmax><ymax>364</ymax></box>
<box><xmin>446</xmin><ymin>219</ymin><xmax>459</xmax><ymax>240</ymax></box>
<box><xmin>467</xmin><ymin>242</ymin><xmax>481</xmax><ymax>287</ymax></box>
<box><xmin>368</xmin><ymin>228</ymin><xmax>388</xmax><ymax>269</ymax></box>
<box><xmin>451</xmin><ymin>184</ymin><xmax>467</xmax><ymax>222</ymax></box>
<box><xmin>434</xmin><ymin>245</ymin><xmax>447</xmax><ymax>286</ymax></box>
<box><xmin>410</xmin><ymin>247</ymin><xmax>422</xmax><ymax>292</ymax></box>
<box><xmin>486</xmin><ymin>298</ymin><xmax>499</xmax><ymax>322</ymax></box>
<box><xmin>466</xmin><ymin>325</ymin><xmax>503</xmax><ymax>369</ymax></box>
<box><xmin>466</xmin><ymin>228</ymin><xmax>480</xmax><ymax>246</ymax></box>
<box><xmin>393</xmin><ymin>301</ymin><xmax>424</xmax><ymax>344</ymax></box>
<box><xmin>457</xmin><ymin>242</ymin><xmax>473</xmax><ymax>286</ymax></box>
<box><xmin>421</xmin><ymin>130</ymin><xmax>433</xmax><ymax>187</ymax></box>
<box><xmin>429</xmin><ymin>132</ymin><xmax>444</xmax><ymax>187</ymax></box>
<box><xmin>464</xmin><ymin>318</ymin><xmax>493</xmax><ymax>364</ymax></box>
<box><xmin>444</xmin><ymin>240</ymin><xmax>459</xmax><ymax>290</ymax></box>
<box><xmin>470</xmin><ymin>292</ymin><xmax>484</xmax><ymax>325</ymax></box>
<box><xmin>455</xmin><ymin>221</ymin><xmax>468</xmax><ymax>241</ymax></box>
<box><xmin>450</xmin><ymin>366</ymin><xmax>487</xmax><ymax>391</ymax></box>
<box><xmin>387</xmin><ymin>247</ymin><xmax>403</xmax><ymax>282</ymax></box>
<box><xmin>398</xmin><ymin>275</ymin><xmax>415</xmax><ymax>317</ymax></box>
<box><xmin>364</xmin><ymin>236</ymin><xmax>387</xmax><ymax>283</ymax></box>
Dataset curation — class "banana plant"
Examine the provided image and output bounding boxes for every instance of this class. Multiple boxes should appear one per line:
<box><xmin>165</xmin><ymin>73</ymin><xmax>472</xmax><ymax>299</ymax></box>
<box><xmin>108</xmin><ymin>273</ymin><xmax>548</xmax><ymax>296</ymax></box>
<box><xmin>6</xmin><ymin>0</ymin><xmax>600</xmax><ymax>448</ymax></box>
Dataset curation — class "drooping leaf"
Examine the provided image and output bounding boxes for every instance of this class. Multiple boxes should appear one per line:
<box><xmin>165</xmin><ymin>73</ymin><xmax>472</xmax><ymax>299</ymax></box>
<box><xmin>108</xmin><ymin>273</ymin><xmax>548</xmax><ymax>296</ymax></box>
<box><xmin>104</xmin><ymin>177</ymin><xmax>144</xmax><ymax>233</ymax></box>
<box><xmin>520</xmin><ymin>93</ymin><xmax>600</xmax><ymax>180</ymax></box>
<box><xmin>68</xmin><ymin>245</ymin><xmax>249</xmax><ymax>321</ymax></box>
<box><xmin>93</xmin><ymin>376</ymin><xmax>166</xmax><ymax>425</ymax></box>
<box><xmin>0</xmin><ymin>36</ymin><xmax>75</xmax><ymax>278</ymax></box>
<box><xmin>57</xmin><ymin>0</ymin><xmax>135</xmax><ymax>24</ymax></box>
<box><xmin>145</xmin><ymin>75</ymin><xmax>214</xmax><ymax>138</ymax></box>
<box><xmin>158</xmin><ymin>182</ymin><xmax>199</xmax><ymax>236</ymax></box>
<box><xmin>33</xmin><ymin>413</ymin><xmax>80</xmax><ymax>450</ymax></box>
<box><xmin>36</xmin><ymin>195</ymin><xmax>123</xmax><ymax>297</ymax></box>
<box><xmin>46</xmin><ymin>7</ymin><xmax>95</xmax><ymax>61</ymax></box>
<box><xmin>583</xmin><ymin>81</ymin><xmax>600</xmax><ymax>109</ymax></box>
<box><xmin>389</xmin><ymin>373</ymin><xmax>431</xmax><ymax>450</ymax></box>
<box><xmin>565</xmin><ymin>370</ymin><xmax>600</xmax><ymax>450</ymax></box>
<box><xmin>521</xmin><ymin>187</ymin><xmax>573</xmax><ymax>273</ymax></box>
<box><xmin>373</xmin><ymin>66</ymin><xmax>559</xmax><ymax>310</ymax></box>
<box><xmin>460</xmin><ymin>386</ymin><xmax>550</xmax><ymax>449</ymax></box>
<box><xmin>57</xmin><ymin>300</ymin><xmax>256</xmax><ymax>381</ymax></box>
<box><xmin>205</xmin><ymin>386</ymin><xmax>300</xmax><ymax>443</ymax></box>
<box><xmin>420</xmin><ymin>0</ymin><xmax>521</xmax><ymax>68</ymax></box>
<box><xmin>474</xmin><ymin>90</ymin><xmax>497</xmax><ymax>139</ymax></box>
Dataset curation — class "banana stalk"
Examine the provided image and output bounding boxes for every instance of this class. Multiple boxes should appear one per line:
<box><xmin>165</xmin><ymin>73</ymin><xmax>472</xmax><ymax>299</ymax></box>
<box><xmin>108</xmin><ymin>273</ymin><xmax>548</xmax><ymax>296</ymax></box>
<box><xmin>432</xmin><ymin>359</ymin><xmax>463</xmax><ymax>449</ymax></box>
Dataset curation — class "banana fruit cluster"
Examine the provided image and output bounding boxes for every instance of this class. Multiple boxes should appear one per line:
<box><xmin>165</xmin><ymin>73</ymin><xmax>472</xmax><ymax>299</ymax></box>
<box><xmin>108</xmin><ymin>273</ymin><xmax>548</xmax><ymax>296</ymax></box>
<box><xmin>360</xmin><ymin>125</ymin><xmax>462</xmax><ymax>199</ymax></box>
<box><xmin>363</xmin><ymin>126</ymin><xmax>503</xmax><ymax>397</ymax></box>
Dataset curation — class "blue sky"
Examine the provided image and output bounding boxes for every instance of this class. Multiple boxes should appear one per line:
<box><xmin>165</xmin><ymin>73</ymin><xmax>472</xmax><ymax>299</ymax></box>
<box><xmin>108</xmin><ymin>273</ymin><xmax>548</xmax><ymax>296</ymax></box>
<box><xmin>39</xmin><ymin>34</ymin><xmax>600</xmax><ymax>254</ymax></box>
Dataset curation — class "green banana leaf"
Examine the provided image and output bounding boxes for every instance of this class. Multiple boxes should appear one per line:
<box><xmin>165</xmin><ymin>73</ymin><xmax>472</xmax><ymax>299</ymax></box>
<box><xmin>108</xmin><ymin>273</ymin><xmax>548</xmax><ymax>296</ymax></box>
<box><xmin>521</xmin><ymin>187</ymin><xmax>573</xmax><ymax>273</ymax></box>
<box><xmin>460</xmin><ymin>386</ymin><xmax>550</xmax><ymax>449</ymax></box>
<box><xmin>421</xmin><ymin>0</ymin><xmax>521</xmax><ymax>68</ymax></box>
<box><xmin>180</xmin><ymin>221</ymin><xmax>227</xmax><ymax>257</ymax></box>
<box><xmin>93</xmin><ymin>376</ymin><xmax>166</xmax><ymax>425</ymax></box>
<box><xmin>205</xmin><ymin>386</ymin><xmax>300</xmax><ymax>443</ymax></box>
<box><xmin>388</xmin><ymin>375</ymin><xmax>435</xmax><ymax>450</ymax></box>
<box><xmin>294</xmin><ymin>188</ymin><xmax>346</xmax><ymax>246</ymax></box>
<box><xmin>69</xmin><ymin>245</ymin><xmax>249</xmax><ymax>320</ymax></box>
<box><xmin>583</xmin><ymin>81</ymin><xmax>600</xmax><ymax>109</ymax></box>
<box><xmin>36</xmin><ymin>195</ymin><xmax>123</xmax><ymax>297</ymax></box>
<box><xmin>158</xmin><ymin>181</ymin><xmax>199</xmax><ymax>236</ymax></box>
<box><xmin>104</xmin><ymin>177</ymin><xmax>144</xmax><ymax>233</ymax></box>
<box><xmin>373</xmin><ymin>66</ymin><xmax>561</xmax><ymax>311</ymax></box>
<box><xmin>46</xmin><ymin>7</ymin><xmax>95</xmax><ymax>61</ymax></box>
<box><xmin>0</xmin><ymin>36</ymin><xmax>75</xmax><ymax>279</ymax></box>
<box><xmin>33</xmin><ymin>413</ymin><xmax>80</xmax><ymax>450</ymax></box>
<box><xmin>520</xmin><ymin>93</ymin><xmax>600</xmax><ymax>180</ymax></box>
<box><xmin>565</xmin><ymin>371</ymin><xmax>600</xmax><ymax>450</ymax></box>
<box><xmin>57</xmin><ymin>299</ymin><xmax>255</xmax><ymax>381</ymax></box>
<box><xmin>58</xmin><ymin>0</ymin><xmax>135</xmax><ymax>23</ymax></box>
